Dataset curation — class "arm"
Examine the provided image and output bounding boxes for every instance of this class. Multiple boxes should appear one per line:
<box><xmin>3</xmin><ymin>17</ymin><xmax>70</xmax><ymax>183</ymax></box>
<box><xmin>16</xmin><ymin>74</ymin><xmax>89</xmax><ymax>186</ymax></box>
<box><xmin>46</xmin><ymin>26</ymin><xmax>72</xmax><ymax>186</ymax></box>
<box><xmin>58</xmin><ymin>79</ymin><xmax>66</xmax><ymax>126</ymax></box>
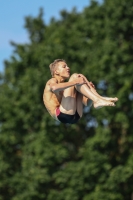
<box><xmin>49</xmin><ymin>78</ymin><xmax>86</xmax><ymax>93</ymax></box>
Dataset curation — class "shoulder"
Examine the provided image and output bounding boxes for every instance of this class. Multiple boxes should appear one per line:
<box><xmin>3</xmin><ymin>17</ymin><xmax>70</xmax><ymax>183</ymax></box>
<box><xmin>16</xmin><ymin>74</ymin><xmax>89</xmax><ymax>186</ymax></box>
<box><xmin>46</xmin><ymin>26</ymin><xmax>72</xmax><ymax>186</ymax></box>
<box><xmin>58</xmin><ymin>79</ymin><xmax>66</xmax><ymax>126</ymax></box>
<box><xmin>47</xmin><ymin>78</ymin><xmax>58</xmax><ymax>85</ymax></box>
<box><xmin>45</xmin><ymin>78</ymin><xmax>58</xmax><ymax>92</ymax></box>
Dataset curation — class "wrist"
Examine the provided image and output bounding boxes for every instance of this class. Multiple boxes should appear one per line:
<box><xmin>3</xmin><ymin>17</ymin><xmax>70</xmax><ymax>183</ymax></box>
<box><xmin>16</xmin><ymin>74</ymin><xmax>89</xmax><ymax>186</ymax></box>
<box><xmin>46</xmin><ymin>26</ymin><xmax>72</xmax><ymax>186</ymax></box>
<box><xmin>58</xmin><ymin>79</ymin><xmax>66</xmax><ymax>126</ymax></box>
<box><xmin>73</xmin><ymin>80</ymin><xmax>78</xmax><ymax>85</ymax></box>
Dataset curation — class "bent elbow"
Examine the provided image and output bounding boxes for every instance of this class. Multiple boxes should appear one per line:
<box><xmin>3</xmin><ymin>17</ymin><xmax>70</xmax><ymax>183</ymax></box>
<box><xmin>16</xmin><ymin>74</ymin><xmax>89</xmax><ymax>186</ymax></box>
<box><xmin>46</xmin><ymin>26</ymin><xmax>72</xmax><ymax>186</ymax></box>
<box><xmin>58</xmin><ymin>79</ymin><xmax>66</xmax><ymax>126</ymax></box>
<box><xmin>51</xmin><ymin>85</ymin><xmax>58</xmax><ymax>92</ymax></box>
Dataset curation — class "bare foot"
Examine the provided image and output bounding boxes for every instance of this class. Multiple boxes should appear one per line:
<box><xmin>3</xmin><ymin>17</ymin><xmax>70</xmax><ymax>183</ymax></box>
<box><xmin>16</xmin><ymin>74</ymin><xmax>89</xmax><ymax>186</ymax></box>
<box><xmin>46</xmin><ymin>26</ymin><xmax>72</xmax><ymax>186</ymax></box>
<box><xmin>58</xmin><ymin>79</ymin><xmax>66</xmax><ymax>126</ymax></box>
<box><xmin>93</xmin><ymin>99</ymin><xmax>115</xmax><ymax>109</ymax></box>
<box><xmin>102</xmin><ymin>97</ymin><xmax>118</xmax><ymax>102</ymax></box>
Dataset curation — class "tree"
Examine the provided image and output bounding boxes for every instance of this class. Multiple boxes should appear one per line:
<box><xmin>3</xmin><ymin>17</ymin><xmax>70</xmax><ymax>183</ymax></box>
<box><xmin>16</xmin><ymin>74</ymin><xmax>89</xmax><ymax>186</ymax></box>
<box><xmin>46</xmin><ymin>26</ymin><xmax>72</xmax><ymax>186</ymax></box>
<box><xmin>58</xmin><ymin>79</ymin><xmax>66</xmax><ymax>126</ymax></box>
<box><xmin>0</xmin><ymin>1</ymin><xmax>133</xmax><ymax>200</ymax></box>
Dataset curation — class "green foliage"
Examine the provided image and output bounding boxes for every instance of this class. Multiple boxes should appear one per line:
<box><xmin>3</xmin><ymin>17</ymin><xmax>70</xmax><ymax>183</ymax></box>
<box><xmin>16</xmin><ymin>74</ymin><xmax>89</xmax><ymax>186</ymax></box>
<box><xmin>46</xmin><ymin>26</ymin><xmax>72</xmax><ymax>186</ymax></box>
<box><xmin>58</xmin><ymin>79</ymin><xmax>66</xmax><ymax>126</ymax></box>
<box><xmin>0</xmin><ymin>0</ymin><xmax>133</xmax><ymax>199</ymax></box>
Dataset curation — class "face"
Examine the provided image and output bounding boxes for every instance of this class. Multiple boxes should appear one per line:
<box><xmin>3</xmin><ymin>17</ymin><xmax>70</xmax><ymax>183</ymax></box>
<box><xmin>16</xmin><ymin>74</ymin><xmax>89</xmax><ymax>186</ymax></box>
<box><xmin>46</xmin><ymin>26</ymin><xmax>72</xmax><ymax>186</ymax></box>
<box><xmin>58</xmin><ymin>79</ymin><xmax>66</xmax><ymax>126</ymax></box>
<box><xmin>55</xmin><ymin>62</ymin><xmax>70</xmax><ymax>79</ymax></box>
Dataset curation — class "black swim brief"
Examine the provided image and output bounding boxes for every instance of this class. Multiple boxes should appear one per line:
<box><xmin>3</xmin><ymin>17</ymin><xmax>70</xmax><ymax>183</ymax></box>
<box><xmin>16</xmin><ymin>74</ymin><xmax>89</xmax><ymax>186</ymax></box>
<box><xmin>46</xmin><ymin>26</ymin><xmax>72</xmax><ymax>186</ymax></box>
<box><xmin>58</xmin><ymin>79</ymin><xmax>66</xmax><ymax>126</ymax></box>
<box><xmin>56</xmin><ymin>108</ymin><xmax>80</xmax><ymax>124</ymax></box>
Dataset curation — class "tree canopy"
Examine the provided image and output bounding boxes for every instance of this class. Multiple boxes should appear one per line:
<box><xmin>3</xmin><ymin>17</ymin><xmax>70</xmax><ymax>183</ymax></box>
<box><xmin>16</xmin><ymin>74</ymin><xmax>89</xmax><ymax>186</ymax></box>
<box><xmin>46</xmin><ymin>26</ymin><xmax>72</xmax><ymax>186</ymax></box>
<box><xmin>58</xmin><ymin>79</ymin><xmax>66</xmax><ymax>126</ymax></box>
<box><xmin>0</xmin><ymin>0</ymin><xmax>133</xmax><ymax>200</ymax></box>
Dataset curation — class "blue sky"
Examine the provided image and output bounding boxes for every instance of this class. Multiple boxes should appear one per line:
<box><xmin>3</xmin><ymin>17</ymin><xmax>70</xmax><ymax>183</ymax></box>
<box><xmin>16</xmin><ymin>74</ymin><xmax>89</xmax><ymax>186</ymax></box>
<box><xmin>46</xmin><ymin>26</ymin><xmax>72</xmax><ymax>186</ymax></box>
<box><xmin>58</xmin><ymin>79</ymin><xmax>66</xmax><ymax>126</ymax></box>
<box><xmin>0</xmin><ymin>0</ymin><xmax>93</xmax><ymax>72</ymax></box>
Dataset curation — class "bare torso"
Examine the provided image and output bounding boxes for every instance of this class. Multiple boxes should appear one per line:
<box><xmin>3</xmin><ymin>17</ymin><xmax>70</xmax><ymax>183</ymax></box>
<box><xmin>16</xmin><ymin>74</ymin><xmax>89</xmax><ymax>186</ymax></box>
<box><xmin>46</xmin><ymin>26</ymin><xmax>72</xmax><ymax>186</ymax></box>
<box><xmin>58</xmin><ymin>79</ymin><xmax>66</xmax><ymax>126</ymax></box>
<box><xmin>43</xmin><ymin>78</ymin><xmax>63</xmax><ymax>120</ymax></box>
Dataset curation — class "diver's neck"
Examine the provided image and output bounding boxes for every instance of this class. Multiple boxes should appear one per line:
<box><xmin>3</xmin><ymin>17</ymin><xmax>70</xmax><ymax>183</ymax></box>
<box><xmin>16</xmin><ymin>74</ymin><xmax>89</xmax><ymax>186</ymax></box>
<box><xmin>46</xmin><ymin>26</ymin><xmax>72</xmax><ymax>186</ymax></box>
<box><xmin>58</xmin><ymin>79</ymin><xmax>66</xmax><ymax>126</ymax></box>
<box><xmin>54</xmin><ymin>75</ymin><xmax>66</xmax><ymax>83</ymax></box>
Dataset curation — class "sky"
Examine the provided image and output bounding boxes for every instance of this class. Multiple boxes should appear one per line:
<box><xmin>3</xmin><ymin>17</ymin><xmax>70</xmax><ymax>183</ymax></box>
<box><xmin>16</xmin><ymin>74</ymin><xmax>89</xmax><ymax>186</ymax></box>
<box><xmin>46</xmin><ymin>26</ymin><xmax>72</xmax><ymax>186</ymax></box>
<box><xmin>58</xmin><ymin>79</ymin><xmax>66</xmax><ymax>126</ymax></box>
<box><xmin>0</xmin><ymin>0</ymin><xmax>93</xmax><ymax>72</ymax></box>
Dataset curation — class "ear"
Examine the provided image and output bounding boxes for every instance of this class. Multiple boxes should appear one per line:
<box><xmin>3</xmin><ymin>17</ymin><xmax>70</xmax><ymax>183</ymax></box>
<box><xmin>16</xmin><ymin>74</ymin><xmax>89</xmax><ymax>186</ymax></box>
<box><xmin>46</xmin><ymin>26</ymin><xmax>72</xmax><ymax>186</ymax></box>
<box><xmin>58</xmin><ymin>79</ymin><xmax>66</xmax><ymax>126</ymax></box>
<box><xmin>54</xmin><ymin>69</ymin><xmax>59</xmax><ymax>75</ymax></box>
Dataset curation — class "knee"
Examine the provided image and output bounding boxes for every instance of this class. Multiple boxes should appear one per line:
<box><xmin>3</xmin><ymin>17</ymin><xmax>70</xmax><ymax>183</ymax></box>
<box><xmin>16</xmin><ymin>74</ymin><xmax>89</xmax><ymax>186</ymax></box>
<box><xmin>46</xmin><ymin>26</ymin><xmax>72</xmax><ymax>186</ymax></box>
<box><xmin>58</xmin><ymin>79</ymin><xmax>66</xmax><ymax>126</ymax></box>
<box><xmin>69</xmin><ymin>73</ymin><xmax>79</xmax><ymax>81</ymax></box>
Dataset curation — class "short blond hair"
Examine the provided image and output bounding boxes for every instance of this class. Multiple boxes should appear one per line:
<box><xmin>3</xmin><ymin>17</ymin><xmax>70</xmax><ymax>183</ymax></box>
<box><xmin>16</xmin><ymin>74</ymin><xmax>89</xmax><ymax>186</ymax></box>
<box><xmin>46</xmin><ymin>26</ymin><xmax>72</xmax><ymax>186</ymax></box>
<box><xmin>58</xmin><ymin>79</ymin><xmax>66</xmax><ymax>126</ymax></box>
<box><xmin>49</xmin><ymin>59</ymin><xmax>66</xmax><ymax>77</ymax></box>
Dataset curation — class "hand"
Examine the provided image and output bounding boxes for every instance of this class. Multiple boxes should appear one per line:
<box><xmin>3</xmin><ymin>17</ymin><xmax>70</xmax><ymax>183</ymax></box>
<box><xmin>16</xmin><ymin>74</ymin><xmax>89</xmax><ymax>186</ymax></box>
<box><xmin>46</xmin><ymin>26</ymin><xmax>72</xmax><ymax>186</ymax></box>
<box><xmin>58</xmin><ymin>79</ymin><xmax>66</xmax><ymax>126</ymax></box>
<box><xmin>75</xmin><ymin>77</ymin><xmax>86</xmax><ymax>86</ymax></box>
<box><xmin>76</xmin><ymin>74</ymin><xmax>95</xmax><ymax>88</ymax></box>
<box><xmin>89</xmin><ymin>81</ymin><xmax>95</xmax><ymax>88</ymax></box>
